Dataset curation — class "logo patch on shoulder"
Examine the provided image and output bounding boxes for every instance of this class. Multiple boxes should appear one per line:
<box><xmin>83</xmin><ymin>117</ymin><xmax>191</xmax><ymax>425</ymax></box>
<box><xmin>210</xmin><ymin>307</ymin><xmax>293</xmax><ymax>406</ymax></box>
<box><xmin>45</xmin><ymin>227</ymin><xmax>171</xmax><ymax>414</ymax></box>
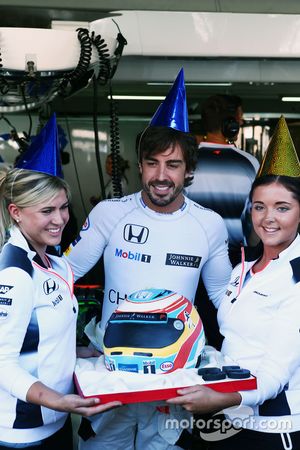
<box><xmin>82</xmin><ymin>218</ymin><xmax>90</xmax><ymax>231</ymax></box>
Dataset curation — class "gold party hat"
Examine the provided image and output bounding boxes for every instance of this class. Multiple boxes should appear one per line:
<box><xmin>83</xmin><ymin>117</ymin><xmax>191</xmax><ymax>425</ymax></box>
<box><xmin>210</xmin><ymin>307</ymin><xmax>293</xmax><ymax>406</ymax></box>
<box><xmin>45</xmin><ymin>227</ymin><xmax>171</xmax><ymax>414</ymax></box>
<box><xmin>257</xmin><ymin>115</ymin><xmax>300</xmax><ymax>177</ymax></box>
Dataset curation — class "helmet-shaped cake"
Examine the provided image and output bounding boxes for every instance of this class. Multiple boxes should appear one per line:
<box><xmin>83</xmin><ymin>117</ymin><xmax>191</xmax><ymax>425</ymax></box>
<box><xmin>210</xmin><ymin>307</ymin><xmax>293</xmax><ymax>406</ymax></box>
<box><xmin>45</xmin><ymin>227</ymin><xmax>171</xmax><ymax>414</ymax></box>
<box><xmin>103</xmin><ymin>288</ymin><xmax>205</xmax><ymax>374</ymax></box>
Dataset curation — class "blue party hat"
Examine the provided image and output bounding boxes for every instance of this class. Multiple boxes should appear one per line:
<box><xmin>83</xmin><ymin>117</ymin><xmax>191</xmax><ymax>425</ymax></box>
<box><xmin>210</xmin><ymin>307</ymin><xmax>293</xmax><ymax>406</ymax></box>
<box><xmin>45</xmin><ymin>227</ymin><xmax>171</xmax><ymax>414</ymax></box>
<box><xmin>15</xmin><ymin>113</ymin><xmax>63</xmax><ymax>177</ymax></box>
<box><xmin>149</xmin><ymin>68</ymin><xmax>189</xmax><ymax>132</ymax></box>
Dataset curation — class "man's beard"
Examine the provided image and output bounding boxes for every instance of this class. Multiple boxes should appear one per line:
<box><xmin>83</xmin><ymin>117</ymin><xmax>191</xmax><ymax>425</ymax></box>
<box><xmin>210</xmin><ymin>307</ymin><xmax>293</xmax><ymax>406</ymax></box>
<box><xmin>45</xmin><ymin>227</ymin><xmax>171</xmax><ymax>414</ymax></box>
<box><xmin>143</xmin><ymin>181</ymin><xmax>183</xmax><ymax>207</ymax></box>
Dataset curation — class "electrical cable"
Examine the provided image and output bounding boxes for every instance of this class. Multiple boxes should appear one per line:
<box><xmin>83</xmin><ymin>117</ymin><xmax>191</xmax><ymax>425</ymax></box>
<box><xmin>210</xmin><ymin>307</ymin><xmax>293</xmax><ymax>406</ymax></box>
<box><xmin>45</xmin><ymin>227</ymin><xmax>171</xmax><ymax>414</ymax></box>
<box><xmin>0</xmin><ymin>114</ymin><xmax>17</xmax><ymax>131</ymax></box>
<box><xmin>59</xmin><ymin>28</ymin><xmax>93</xmax><ymax>99</ymax></box>
<box><xmin>109</xmin><ymin>80</ymin><xmax>123</xmax><ymax>198</ymax></box>
<box><xmin>92</xmin><ymin>76</ymin><xmax>106</xmax><ymax>200</ymax></box>
<box><xmin>91</xmin><ymin>26</ymin><xmax>126</xmax><ymax>198</ymax></box>
<box><xmin>64</xmin><ymin>116</ymin><xmax>89</xmax><ymax>218</ymax></box>
<box><xmin>20</xmin><ymin>85</ymin><xmax>33</xmax><ymax>137</ymax></box>
<box><xmin>66</xmin><ymin>28</ymin><xmax>92</xmax><ymax>84</ymax></box>
<box><xmin>91</xmin><ymin>31</ymin><xmax>111</xmax><ymax>85</ymax></box>
<box><xmin>109</xmin><ymin>21</ymin><xmax>127</xmax><ymax>80</ymax></box>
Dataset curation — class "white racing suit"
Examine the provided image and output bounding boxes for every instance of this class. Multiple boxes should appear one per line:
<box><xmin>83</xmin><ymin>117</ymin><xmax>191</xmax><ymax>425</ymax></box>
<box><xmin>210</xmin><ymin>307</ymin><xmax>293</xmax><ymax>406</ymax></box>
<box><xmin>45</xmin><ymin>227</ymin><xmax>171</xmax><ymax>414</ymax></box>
<box><xmin>65</xmin><ymin>191</ymin><xmax>231</xmax><ymax>450</ymax></box>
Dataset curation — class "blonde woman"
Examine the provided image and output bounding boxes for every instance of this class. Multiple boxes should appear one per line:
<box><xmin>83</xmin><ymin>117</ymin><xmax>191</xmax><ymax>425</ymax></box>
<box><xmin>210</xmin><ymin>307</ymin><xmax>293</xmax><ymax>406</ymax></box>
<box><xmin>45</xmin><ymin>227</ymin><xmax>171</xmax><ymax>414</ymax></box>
<box><xmin>0</xmin><ymin>169</ymin><xmax>120</xmax><ymax>450</ymax></box>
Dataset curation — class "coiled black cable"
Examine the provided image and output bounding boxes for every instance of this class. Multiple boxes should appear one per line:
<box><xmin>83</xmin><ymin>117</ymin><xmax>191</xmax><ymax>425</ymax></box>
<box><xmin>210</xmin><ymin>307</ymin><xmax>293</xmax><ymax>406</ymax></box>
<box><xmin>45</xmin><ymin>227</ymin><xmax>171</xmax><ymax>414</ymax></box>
<box><xmin>59</xmin><ymin>28</ymin><xmax>93</xmax><ymax>97</ymax></box>
<box><xmin>92</xmin><ymin>76</ymin><xmax>106</xmax><ymax>200</ymax></box>
<box><xmin>68</xmin><ymin>28</ymin><xmax>92</xmax><ymax>82</ymax></box>
<box><xmin>91</xmin><ymin>27</ymin><xmax>126</xmax><ymax>198</ymax></box>
<box><xmin>109</xmin><ymin>80</ymin><xmax>123</xmax><ymax>198</ymax></box>
<box><xmin>90</xmin><ymin>31</ymin><xmax>111</xmax><ymax>85</ymax></box>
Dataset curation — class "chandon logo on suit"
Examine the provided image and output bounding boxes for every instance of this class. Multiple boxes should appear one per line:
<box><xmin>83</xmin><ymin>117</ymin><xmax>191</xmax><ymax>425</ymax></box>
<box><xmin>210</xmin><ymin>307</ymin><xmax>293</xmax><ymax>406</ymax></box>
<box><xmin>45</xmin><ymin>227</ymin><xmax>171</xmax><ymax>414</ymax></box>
<box><xmin>43</xmin><ymin>278</ymin><xmax>59</xmax><ymax>295</ymax></box>
<box><xmin>123</xmin><ymin>224</ymin><xmax>149</xmax><ymax>244</ymax></box>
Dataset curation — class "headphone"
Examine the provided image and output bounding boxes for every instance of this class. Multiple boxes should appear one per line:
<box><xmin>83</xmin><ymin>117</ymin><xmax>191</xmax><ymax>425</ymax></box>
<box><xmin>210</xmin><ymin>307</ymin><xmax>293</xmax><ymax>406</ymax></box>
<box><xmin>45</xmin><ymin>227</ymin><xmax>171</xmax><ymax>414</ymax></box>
<box><xmin>221</xmin><ymin>116</ymin><xmax>240</xmax><ymax>141</ymax></box>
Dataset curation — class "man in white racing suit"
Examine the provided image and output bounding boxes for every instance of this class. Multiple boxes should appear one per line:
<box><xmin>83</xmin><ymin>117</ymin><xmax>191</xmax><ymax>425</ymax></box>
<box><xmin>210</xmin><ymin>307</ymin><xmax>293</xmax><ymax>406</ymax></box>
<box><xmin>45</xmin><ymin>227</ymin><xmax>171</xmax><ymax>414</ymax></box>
<box><xmin>65</xmin><ymin>124</ymin><xmax>231</xmax><ymax>450</ymax></box>
<box><xmin>67</xmin><ymin>68</ymin><xmax>232</xmax><ymax>449</ymax></box>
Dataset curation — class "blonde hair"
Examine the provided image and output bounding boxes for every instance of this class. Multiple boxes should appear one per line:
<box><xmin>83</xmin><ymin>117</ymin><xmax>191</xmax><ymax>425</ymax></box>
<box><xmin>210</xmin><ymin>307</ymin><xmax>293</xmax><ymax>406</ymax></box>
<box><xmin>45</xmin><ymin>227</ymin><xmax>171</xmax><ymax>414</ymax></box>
<box><xmin>0</xmin><ymin>168</ymin><xmax>71</xmax><ymax>249</ymax></box>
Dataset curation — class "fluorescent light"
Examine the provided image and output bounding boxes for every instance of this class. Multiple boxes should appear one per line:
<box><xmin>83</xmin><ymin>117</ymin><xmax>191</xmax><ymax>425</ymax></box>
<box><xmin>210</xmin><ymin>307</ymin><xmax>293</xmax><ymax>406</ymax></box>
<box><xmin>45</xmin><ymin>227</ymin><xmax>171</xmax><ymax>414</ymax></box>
<box><xmin>281</xmin><ymin>97</ymin><xmax>300</xmax><ymax>102</ymax></box>
<box><xmin>72</xmin><ymin>129</ymin><xmax>108</xmax><ymax>140</ymax></box>
<box><xmin>147</xmin><ymin>82</ymin><xmax>232</xmax><ymax>87</ymax></box>
<box><xmin>109</xmin><ymin>95</ymin><xmax>165</xmax><ymax>100</ymax></box>
<box><xmin>0</xmin><ymin>102</ymin><xmax>37</xmax><ymax>112</ymax></box>
<box><xmin>51</xmin><ymin>20</ymin><xmax>89</xmax><ymax>30</ymax></box>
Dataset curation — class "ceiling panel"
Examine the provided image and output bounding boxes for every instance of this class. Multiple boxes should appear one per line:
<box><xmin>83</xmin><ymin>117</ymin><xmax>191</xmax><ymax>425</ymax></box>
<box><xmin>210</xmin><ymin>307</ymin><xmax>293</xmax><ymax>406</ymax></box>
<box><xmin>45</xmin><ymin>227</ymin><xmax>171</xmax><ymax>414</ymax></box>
<box><xmin>1</xmin><ymin>1</ymin><xmax>300</xmax><ymax>119</ymax></box>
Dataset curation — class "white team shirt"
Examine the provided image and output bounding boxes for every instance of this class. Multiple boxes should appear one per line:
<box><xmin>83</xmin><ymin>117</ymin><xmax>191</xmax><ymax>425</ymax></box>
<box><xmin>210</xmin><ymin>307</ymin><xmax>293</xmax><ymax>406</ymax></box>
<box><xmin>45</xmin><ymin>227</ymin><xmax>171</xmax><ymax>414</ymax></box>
<box><xmin>0</xmin><ymin>227</ymin><xmax>78</xmax><ymax>443</ymax></box>
<box><xmin>218</xmin><ymin>235</ymin><xmax>300</xmax><ymax>431</ymax></box>
<box><xmin>65</xmin><ymin>192</ymin><xmax>231</xmax><ymax>329</ymax></box>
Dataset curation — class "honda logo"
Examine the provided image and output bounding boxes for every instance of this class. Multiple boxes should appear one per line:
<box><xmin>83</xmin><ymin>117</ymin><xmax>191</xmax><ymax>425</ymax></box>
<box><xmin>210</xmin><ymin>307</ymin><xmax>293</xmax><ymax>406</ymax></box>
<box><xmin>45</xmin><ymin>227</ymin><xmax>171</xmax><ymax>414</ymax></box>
<box><xmin>123</xmin><ymin>224</ymin><xmax>149</xmax><ymax>244</ymax></box>
<box><xmin>43</xmin><ymin>279</ymin><xmax>59</xmax><ymax>295</ymax></box>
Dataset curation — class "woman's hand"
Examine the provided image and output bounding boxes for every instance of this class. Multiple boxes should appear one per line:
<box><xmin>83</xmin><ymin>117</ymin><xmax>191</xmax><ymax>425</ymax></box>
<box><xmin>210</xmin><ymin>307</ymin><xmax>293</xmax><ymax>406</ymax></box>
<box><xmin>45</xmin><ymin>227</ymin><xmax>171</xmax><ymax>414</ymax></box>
<box><xmin>26</xmin><ymin>381</ymin><xmax>121</xmax><ymax>416</ymax></box>
<box><xmin>54</xmin><ymin>394</ymin><xmax>122</xmax><ymax>416</ymax></box>
<box><xmin>167</xmin><ymin>385</ymin><xmax>241</xmax><ymax>414</ymax></box>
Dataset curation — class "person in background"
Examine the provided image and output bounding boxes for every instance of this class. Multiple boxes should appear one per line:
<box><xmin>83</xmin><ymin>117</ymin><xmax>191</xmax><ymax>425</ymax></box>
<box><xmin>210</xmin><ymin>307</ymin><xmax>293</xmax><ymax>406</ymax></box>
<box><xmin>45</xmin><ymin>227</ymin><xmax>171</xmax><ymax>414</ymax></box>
<box><xmin>64</xmin><ymin>69</ymin><xmax>232</xmax><ymax>450</ymax></box>
<box><xmin>186</xmin><ymin>94</ymin><xmax>259</xmax><ymax>349</ymax></box>
<box><xmin>222</xmin><ymin>94</ymin><xmax>244</xmax><ymax>127</ymax></box>
<box><xmin>186</xmin><ymin>94</ymin><xmax>259</xmax><ymax>262</ymax></box>
<box><xmin>90</xmin><ymin>153</ymin><xmax>130</xmax><ymax>207</ymax></box>
<box><xmin>189</xmin><ymin>95</ymin><xmax>244</xmax><ymax>147</ymax></box>
<box><xmin>168</xmin><ymin>116</ymin><xmax>300</xmax><ymax>450</ymax></box>
<box><xmin>0</xmin><ymin>114</ymin><xmax>120</xmax><ymax>450</ymax></box>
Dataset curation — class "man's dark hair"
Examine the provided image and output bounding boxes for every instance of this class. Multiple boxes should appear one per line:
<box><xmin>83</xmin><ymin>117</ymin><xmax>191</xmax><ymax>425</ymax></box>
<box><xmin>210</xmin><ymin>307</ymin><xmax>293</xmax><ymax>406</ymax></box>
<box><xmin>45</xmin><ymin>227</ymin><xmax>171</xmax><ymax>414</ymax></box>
<box><xmin>201</xmin><ymin>94</ymin><xmax>241</xmax><ymax>134</ymax></box>
<box><xmin>225</xmin><ymin>94</ymin><xmax>243</xmax><ymax>112</ymax></box>
<box><xmin>138</xmin><ymin>126</ymin><xmax>197</xmax><ymax>187</ymax></box>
